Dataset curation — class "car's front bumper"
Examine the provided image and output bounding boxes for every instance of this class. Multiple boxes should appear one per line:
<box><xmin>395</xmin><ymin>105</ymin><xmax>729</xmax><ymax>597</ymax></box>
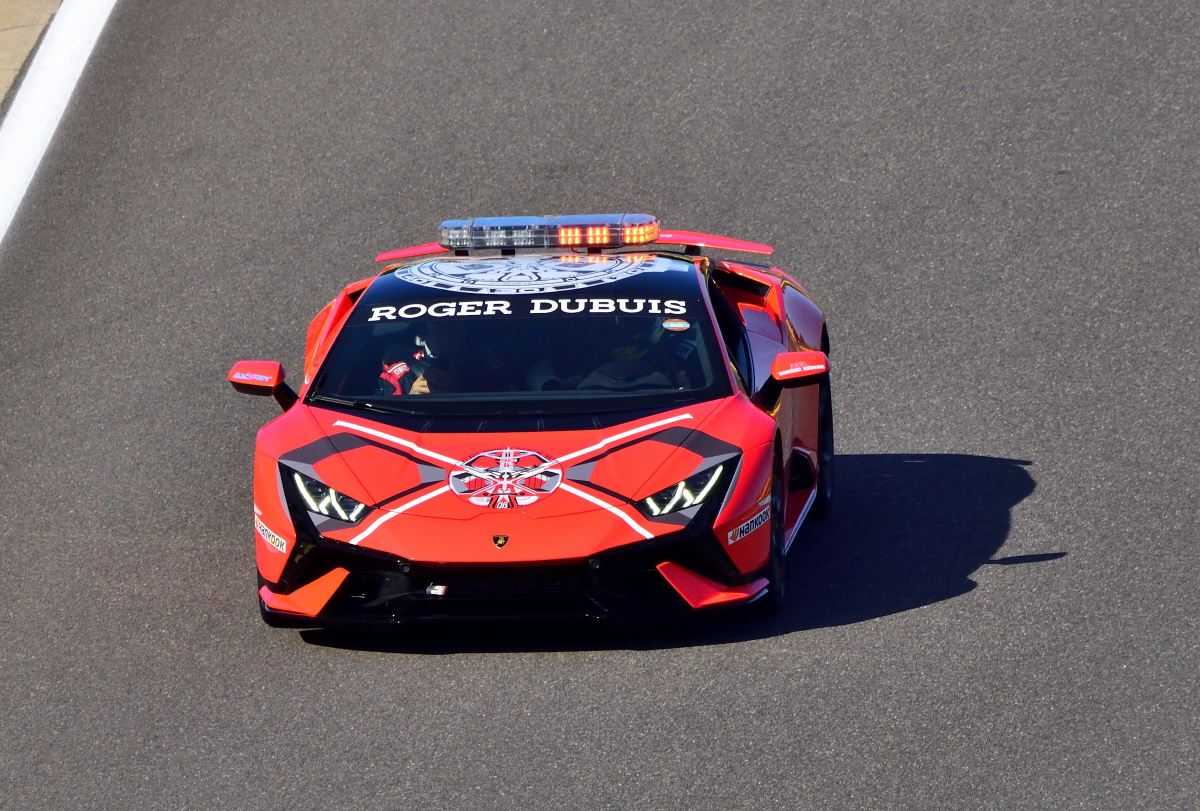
<box><xmin>259</xmin><ymin>526</ymin><xmax>767</xmax><ymax>628</ymax></box>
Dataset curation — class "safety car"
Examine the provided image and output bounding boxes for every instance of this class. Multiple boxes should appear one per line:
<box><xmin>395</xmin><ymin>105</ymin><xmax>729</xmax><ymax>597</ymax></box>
<box><xmin>229</xmin><ymin>214</ymin><xmax>833</xmax><ymax>627</ymax></box>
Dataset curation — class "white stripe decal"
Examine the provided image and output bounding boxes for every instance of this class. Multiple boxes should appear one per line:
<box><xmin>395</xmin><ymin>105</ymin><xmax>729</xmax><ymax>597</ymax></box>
<box><xmin>332</xmin><ymin>420</ymin><xmax>461</xmax><ymax>466</ymax></box>
<box><xmin>0</xmin><ymin>0</ymin><xmax>122</xmax><ymax>249</ymax></box>
<box><xmin>555</xmin><ymin>413</ymin><xmax>694</xmax><ymax>465</ymax></box>
<box><xmin>349</xmin><ymin>485</ymin><xmax>451</xmax><ymax>546</ymax></box>
<box><xmin>559</xmin><ymin>481</ymin><xmax>654</xmax><ymax>540</ymax></box>
<box><xmin>334</xmin><ymin>410</ymin><xmax>693</xmax><ymax>545</ymax></box>
<box><xmin>335</xmin><ymin>412</ymin><xmax>693</xmax><ymax>470</ymax></box>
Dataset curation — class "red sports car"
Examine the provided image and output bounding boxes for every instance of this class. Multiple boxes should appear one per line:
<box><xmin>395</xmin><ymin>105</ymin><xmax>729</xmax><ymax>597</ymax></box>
<box><xmin>229</xmin><ymin>214</ymin><xmax>833</xmax><ymax>628</ymax></box>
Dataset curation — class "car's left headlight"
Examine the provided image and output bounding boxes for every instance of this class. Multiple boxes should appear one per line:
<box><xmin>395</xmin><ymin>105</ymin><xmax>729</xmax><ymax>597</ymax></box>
<box><xmin>288</xmin><ymin>469</ymin><xmax>367</xmax><ymax>522</ymax></box>
<box><xmin>639</xmin><ymin>464</ymin><xmax>726</xmax><ymax>517</ymax></box>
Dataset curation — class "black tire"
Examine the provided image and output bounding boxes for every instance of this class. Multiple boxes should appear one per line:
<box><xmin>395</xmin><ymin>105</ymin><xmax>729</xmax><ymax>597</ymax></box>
<box><xmin>810</xmin><ymin>376</ymin><xmax>834</xmax><ymax>519</ymax></box>
<box><xmin>755</xmin><ymin>451</ymin><xmax>788</xmax><ymax>615</ymax></box>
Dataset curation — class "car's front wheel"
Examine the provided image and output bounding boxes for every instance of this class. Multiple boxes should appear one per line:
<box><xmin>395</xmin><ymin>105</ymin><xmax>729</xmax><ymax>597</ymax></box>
<box><xmin>755</xmin><ymin>451</ymin><xmax>788</xmax><ymax>615</ymax></box>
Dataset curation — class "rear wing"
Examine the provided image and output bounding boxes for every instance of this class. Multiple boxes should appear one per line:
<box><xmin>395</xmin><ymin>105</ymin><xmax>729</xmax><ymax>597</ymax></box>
<box><xmin>375</xmin><ymin>242</ymin><xmax>451</xmax><ymax>263</ymax></box>
<box><xmin>653</xmin><ymin>229</ymin><xmax>772</xmax><ymax>255</ymax></box>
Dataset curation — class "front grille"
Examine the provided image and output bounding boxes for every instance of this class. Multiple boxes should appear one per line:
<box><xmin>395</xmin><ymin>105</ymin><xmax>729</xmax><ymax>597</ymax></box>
<box><xmin>422</xmin><ymin>563</ymin><xmax>591</xmax><ymax>596</ymax></box>
<box><xmin>266</xmin><ymin>522</ymin><xmax>745</xmax><ymax>625</ymax></box>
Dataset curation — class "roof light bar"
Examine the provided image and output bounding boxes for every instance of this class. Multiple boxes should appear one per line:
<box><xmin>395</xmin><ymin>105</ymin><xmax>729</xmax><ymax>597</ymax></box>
<box><xmin>374</xmin><ymin>216</ymin><xmax>774</xmax><ymax>262</ymax></box>
<box><xmin>436</xmin><ymin>214</ymin><xmax>659</xmax><ymax>251</ymax></box>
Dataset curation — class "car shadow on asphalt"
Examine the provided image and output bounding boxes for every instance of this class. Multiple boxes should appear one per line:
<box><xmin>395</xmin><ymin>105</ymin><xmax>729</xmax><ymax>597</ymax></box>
<box><xmin>301</xmin><ymin>453</ymin><xmax>1049</xmax><ymax>654</ymax></box>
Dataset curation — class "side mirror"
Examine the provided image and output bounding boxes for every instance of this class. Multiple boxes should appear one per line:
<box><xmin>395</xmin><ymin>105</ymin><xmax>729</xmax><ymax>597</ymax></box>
<box><xmin>228</xmin><ymin>360</ymin><xmax>298</xmax><ymax>411</ymax></box>
<box><xmin>770</xmin><ymin>350</ymin><xmax>829</xmax><ymax>386</ymax></box>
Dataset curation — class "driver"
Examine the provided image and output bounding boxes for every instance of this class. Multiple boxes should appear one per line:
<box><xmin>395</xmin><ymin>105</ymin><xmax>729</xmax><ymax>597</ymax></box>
<box><xmin>378</xmin><ymin>321</ymin><xmax>464</xmax><ymax>396</ymax></box>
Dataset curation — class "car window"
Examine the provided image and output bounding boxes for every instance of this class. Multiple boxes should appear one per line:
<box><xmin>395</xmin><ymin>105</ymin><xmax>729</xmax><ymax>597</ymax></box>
<box><xmin>310</xmin><ymin>309</ymin><xmax>730</xmax><ymax>416</ymax></box>
<box><xmin>782</xmin><ymin>284</ymin><xmax>821</xmax><ymax>349</ymax></box>
<box><xmin>706</xmin><ymin>278</ymin><xmax>752</xmax><ymax>395</ymax></box>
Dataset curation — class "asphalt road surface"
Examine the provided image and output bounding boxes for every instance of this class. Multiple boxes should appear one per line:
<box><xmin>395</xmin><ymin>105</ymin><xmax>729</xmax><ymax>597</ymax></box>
<box><xmin>1</xmin><ymin>1</ymin><xmax>1196</xmax><ymax>808</ymax></box>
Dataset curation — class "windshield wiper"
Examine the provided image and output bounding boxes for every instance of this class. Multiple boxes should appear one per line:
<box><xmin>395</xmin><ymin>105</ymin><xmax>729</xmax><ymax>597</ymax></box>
<box><xmin>307</xmin><ymin>394</ymin><xmax>416</xmax><ymax>414</ymax></box>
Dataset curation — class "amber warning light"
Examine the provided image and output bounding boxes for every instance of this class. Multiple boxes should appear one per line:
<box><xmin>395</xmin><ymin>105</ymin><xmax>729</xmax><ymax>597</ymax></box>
<box><xmin>437</xmin><ymin>214</ymin><xmax>659</xmax><ymax>251</ymax></box>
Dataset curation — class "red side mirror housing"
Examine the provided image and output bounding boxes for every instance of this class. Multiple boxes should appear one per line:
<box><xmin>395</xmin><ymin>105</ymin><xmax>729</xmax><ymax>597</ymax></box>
<box><xmin>228</xmin><ymin>361</ymin><xmax>298</xmax><ymax>410</ymax></box>
<box><xmin>770</xmin><ymin>350</ymin><xmax>829</xmax><ymax>385</ymax></box>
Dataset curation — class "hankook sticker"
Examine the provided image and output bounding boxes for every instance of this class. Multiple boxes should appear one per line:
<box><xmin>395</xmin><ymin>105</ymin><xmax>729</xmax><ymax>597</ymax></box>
<box><xmin>726</xmin><ymin>506</ymin><xmax>770</xmax><ymax>545</ymax></box>
<box><xmin>255</xmin><ymin>518</ymin><xmax>288</xmax><ymax>553</ymax></box>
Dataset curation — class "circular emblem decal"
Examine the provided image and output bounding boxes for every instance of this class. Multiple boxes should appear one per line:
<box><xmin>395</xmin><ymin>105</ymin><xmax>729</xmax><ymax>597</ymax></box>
<box><xmin>394</xmin><ymin>255</ymin><xmax>679</xmax><ymax>295</ymax></box>
<box><xmin>448</xmin><ymin>448</ymin><xmax>562</xmax><ymax>509</ymax></box>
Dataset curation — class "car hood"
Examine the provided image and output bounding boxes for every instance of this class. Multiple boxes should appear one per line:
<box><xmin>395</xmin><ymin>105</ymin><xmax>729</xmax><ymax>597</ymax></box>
<box><xmin>273</xmin><ymin>398</ymin><xmax>746</xmax><ymax>563</ymax></box>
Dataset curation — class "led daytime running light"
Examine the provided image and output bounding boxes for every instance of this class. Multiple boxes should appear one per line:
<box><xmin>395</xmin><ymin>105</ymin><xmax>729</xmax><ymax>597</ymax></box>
<box><xmin>642</xmin><ymin>464</ymin><xmax>724</xmax><ymax>517</ymax></box>
<box><xmin>291</xmin><ymin>470</ymin><xmax>367</xmax><ymax>523</ymax></box>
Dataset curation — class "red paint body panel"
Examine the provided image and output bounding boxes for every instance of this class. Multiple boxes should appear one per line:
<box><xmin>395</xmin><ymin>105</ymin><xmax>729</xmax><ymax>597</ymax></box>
<box><xmin>656</xmin><ymin>562</ymin><xmax>768</xmax><ymax>608</ymax></box>
<box><xmin>589</xmin><ymin>442</ymin><xmax>703</xmax><ymax>501</ymax></box>
<box><xmin>303</xmin><ymin>403</ymin><xmax>731</xmax><ymax>563</ymax></box>
<box><xmin>260</xmin><ymin>409</ymin><xmax>375</xmax><ymax>505</ymax></box>
<box><xmin>303</xmin><ymin>301</ymin><xmax>335</xmax><ymax>383</ymax></box>
<box><xmin>374</xmin><ymin>243</ymin><xmax>451</xmax><ymax>263</ymax></box>
<box><xmin>694</xmin><ymin>393</ymin><xmax>777</xmax><ymax>450</ymax></box>
<box><xmin>717</xmin><ymin>259</ymin><xmax>782</xmax><ymax>287</ymax></box>
<box><xmin>739</xmin><ymin>304</ymin><xmax>782</xmax><ymax>339</ymax></box>
<box><xmin>328</xmin><ymin>443</ymin><xmax>428</xmax><ymax>502</ymax></box>
<box><xmin>714</xmin><ymin>441</ymin><xmax>774</xmax><ymax>573</ymax></box>
<box><xmin>260</xmin><ymin>568</ymin><xmax>350</xmax><ymax>616</ymax></box>
<box><xmin>715</xmin><ymin>262</ymin><xmax>786</xmax><ymax>337</ymax></box>
<box><xmin>655</xmin><ymin>230</ymin><xmax>773</xmax><ymax>255</ymax></box>
<box><xmin>303</xmin><ymin>276</ymin><xmax>376</xmax><ymax>384</ymax></box>
<box><xmin>252</xmin><ymin>406</ymin><xmax>373</xmax><ymax>583</ymax></box>
<box><xmin>629</xmin><ymin>447</ymin><xmax>706</xmax><ymax>502</ymax></box>
<box><xmin>336</xmin><ymin>508</ymin><xmax>654</xmax><ymax>563</ymax></box>
<box><xmin>687</xmin><ymin>395</ymin><xmax>778</xmax><ymax>574</ymax></box>
<box><xmin>305</xmin><ymin>291</ymin><xmax>356</xmax><ymax>385</ymax></box>
<box><xmin>779</xmin><ymin>279</ymin><xmax>825</xmax><ymax>350</ymax></box>
<box><xmin>254</xmin><ymin>448</ymin><xmax>294</xmax><ymax>584</ymax></box>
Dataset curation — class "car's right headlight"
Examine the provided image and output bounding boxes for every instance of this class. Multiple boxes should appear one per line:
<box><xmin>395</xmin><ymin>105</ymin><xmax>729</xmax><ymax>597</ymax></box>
<box><xmin>287</xmin><ymin>469</ymin><xmax>367</xmax><ymax>522</ymax></box>
<box><xmin>639</xmin><ymin>464</ymin><xmax>726</xmax><ymax>517</ymax></box>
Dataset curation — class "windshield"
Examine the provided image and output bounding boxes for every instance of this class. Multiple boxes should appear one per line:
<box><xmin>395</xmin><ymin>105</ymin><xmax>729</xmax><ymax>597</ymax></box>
<box><xmin>310</xmin><ymin>306</ymin><xmax>730</xmax><ymax>416</ymax></box>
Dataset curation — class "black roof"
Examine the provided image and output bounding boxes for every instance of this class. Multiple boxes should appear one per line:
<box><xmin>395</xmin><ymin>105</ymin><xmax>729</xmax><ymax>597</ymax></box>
<box><xmin>361</xmin><ymin>253</ymin><xmax>702</xmax><ymax>306</ymax></box>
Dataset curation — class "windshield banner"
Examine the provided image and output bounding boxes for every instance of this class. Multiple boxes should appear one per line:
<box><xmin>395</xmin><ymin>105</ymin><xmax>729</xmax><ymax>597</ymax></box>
<box><xmin>363</xmin><ymin>297</ymin><xmax>698</xmax><ymax>322</ymax></box>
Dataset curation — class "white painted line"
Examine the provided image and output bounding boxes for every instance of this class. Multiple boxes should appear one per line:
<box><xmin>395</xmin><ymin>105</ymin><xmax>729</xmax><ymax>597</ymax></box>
<box><xmin>333</xmin><ymin>419</ymin><xmax>462</xmax><ymax>467</ymax></box>
<box><xmin>350</xmin><ymin>485</ymin><xmax>451</xmax><ymax>546</ymax></box>
<box><xmin>0</xmin><ymin>0</ymin><xmax>121</xmax><ymax>249</ymax></box>
<box><xmin>558</xmin><ymin>481</ymin><xmax>655</xmax><ymax>540</ymax></box>
<box><xmin>556</xmin><ymin>412</ymin><xmax>693</xmax><ymax>465</ymax></box>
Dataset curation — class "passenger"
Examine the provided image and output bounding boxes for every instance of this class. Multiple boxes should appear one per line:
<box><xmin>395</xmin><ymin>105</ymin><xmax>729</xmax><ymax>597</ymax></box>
<box><xmin>578</xmin><ymin>318</ymin><xmax>691</xmax><ymax>390</ymax></box>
